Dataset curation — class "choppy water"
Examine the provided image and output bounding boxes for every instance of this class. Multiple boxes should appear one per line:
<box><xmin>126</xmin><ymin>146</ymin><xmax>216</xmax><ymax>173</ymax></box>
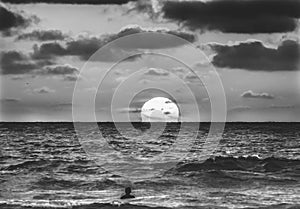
<box><xmin>0</xmin><ymin>122</ymin><xmax>299</xmax><ymax>209</ymax></box>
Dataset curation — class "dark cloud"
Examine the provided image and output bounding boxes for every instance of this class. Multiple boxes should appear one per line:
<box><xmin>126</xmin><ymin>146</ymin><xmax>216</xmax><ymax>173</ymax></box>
<box><xmin>1</xmin><ymin>0</ymin><xmax>137</xmax><ymax>4</ymax></box>
<box><xmin>0</xmin><ymin>5</ymin><xmax>32</xmax><ymax>35</ymax></box>
<box><xmin>241</xmin><ymin>90</ymin><xmax>274</xmax><ymax>99</ymax></box>
<box><xmin>116</xmin><ymin>25</ymin><xmax>196</xmax><ymax>43</ymax></box>
<box><xmin>31</xmin><ymin>37</ymin><xmax>114</xmax><ymax>61</ymax></box>
<box><xmin>42</xmin><ymin>64</ymin><xmax>78</xmax><ymax>75</ymax></box>
<box><xmin>145</xmin><ymin>68</ymin><xmax>169</xmax><ymax>76</ymax></box>
<box><xmin>42</xmin><ymin>64</ymin><xmax>81</xmax><ymax>81</ymax></box>
<box><xmin>17</xmin><ymin>30</ymin><xmax>67</xmax><ymax>41</ymax></box>
<box><xmin>0</xmin><ymin>51</ymin><xmax>79</xmax><ymax>76</ymax></box>
<box><xmin>0</xmin><ymin>51</ymin><xmax>53</xmax><ymax>74</ymax></box>
<box><xmin>32</xmin><ymin>43</ymin><xmax>67</xmax><ymax>59</ymax></box>
<box><xmin>41</xmin><ymin>65</ymin><xmax>81</xmax><ymax>81</ymax></box>
<box><xmin>114</xmin><ymin>25</ymin><xmax>196</xmax><ymax>49</ymax></box>
<box><xmin>0</xmin><ymin>98</ymin><xmax>20</xmax><ymax>103</ymax></box>
<box><xmin>1</xmin><ymin>25</ymin><xmax>195</xmax><ymax>75</ymax></box>
<box><xmin>162</xmin><ymin>0</ymin><xmax>300</xmax><ymax>33</ymax></box>
<box><xmin>64</xmin><ymin>37</ymin><xmax>101</xmax><ymax>60</ymax></box>
<box><xmin>32</xmin><ymin>25</ymin><xmax>195</xmax><ymax>61</ymax></box>
<box><xmin>211</xmin><ymin>40</ymin><xmax>300</xmax><ymax>71</ymax></box>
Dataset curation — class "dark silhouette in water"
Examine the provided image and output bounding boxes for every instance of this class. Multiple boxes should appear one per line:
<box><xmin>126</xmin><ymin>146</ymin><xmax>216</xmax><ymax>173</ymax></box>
<box><xmin>121</xmin><ymin>187</ymin><xmax>135</xmax><ymax>199</ymax></box>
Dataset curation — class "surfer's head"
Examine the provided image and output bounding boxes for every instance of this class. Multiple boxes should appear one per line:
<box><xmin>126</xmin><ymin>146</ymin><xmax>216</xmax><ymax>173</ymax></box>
<box><xmin>125</xmin><ymin>187</ymin><xmax>131</xmax><ymax>194</ymax></box>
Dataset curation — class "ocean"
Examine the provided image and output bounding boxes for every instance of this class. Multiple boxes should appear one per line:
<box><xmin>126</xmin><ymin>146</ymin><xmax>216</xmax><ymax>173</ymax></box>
<box><xmin>0</xmin><ymin>122</ymin><xmax>299</xmax><ymax>209</ymax></box>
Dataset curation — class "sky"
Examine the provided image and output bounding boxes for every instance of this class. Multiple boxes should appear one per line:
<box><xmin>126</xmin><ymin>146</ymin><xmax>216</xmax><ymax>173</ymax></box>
<box><xmin>0</xmin><ymin>0</ymin><xmax>300</xmax><ymax>122</ymax></box>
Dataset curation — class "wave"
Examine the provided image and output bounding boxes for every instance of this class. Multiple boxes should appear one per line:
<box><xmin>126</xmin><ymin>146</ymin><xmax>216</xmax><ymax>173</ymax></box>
<box><xmin>242</xmin><ymin>203</ymin><xmax>300</xmax><ymax>209</ymax></box>
<box><xmin>175</xmin><ymin>156</ymin><xmax>300</xmax><ymax>173</ymax></box>
<box><xmin>33</xmin><ymin>176</ymin><xmax>118</xmax><ymax>190</ymax></box>
<box><xmin>1</xmin><ymin>202</ymin><xmax>299</xmax><ymax>209</ymax></box>
<box><xmin>0</xmin><ymin>159</ymin><xmax>102</xmax><ymax>174</ymax></box>
<box><xmin>0</xmin><ymin>202</ymin><xmax>172</xmax><ymax>209</ymax></box>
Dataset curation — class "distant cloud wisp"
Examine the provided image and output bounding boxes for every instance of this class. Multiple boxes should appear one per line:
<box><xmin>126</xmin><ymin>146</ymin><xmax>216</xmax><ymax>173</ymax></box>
<box><xmin>145</xmin><ymin>68</ymin><xmax>169</xmax><ymax>76</ymax></box>
<box><xmin>34</xmin><ymin>86</ymin><xmax>55</xmax><ymax>94</ymax></box>
<box><xmin>241</xmin><ymin>90</ymin><xmax>274</xmax><ymax>99</ymax></box>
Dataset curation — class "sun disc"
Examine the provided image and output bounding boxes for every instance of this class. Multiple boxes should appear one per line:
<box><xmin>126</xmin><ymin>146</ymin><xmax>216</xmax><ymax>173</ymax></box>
<box><xmin>141</xmin><ymin>97</ymin><xmax>179</xmax><ymax>122</ymax></box>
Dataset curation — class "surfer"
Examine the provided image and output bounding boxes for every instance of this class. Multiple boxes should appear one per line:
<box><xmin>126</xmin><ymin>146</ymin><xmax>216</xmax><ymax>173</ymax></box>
<box><xmin>120</xmin><ymin>187</ymin><xmax>135</xmax><ymax>199</ymax></box>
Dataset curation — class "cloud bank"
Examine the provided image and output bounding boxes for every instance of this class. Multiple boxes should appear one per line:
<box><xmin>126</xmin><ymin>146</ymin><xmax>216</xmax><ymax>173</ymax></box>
<box><xmin>0</xmin><ymin>51</ymin><xmax>79</xmax><ymax>81</ymax></box>
<box><xmin>31</xmin><ymin>25</ymin><xmax>196</xmax><ymax>61</ymax></box>
<box><xmin>0</xmin><ymin>51</ymin><xmax>53</xmax><ymax>74</ymax></box>
<box><xmin>211</xmin><ymin>40</ymin><xmax>300</xmax><ymax>71</ymax></box>
<box><xmin>17</xmin><ymin>30</ymin><xmax>68</xmax><ymax>41</ymax></box>
<box><xmin>0</xmin><ymin>5</ymin><xmax>33</xmax><ymax>35</ymax></box>
<box><xmin>161</xmin><ymin>0</ymin><xmax>300</xmax><ymax>33</ymax></box>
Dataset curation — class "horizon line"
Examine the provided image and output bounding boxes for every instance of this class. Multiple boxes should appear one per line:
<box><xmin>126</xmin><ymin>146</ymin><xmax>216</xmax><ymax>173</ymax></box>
<box><xmin>0</xmin><ymin>121</ymin><xmax>299</xmax><ymax>123</ymax></box>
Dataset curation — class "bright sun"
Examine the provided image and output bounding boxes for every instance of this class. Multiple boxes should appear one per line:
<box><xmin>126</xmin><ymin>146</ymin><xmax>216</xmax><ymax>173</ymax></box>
<box><xmin>141</xmin><ymin>97</ymin><xmax>180</xmax><ymax>122</ymax></box>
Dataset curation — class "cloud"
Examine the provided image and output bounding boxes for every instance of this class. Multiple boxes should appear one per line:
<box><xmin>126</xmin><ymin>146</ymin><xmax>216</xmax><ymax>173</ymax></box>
<box><xmin>31</xmin><ymin>25</ymin><xmax>196</xmax><ymax>61</ymax></box>
<box><xmin>161</xmin><ymin>0</ymin><xmax>300</xmax><ymax>33</ymax></box>
<box><xmin>32</xmin><ymin>42</ymin><xmax>67</xmax><ymax>60</ymax></box>
<box><xmin>0</xmin><ymin>51</ymin><xmax>81</xmax><ymax>80</ymax></box>
<box><xmin>211</xmin><ymin>40</ymin><xmax>300</xmax><ymax>71</ymax></box>
<box><xmin>184</xmin><ymin>73</ymin><xmax>199</xmax><ymax>83</ymax></box>
<box><xmin>123</xmin><ymin>25</ymin><xmax>196</xmax><ymax>43</ymax></box>
<box><xmin>31</xmin><ymin>37</ymin><xmax>119</xmax><ymax>61</ymax></box>
<box><xmin>0</xmin><ymin>51</ymin><xmax>53</xmax><ymax>74</ymax></box>
<box><xmin>63</xmin><ymin>74</ymin><xmax>81</xmax><ymax>82</ymax></box>
<box><xmin>118</xmin><ymin>107</ymin><xmax>141</xmax><ymax>113</ymax></box>
<box><xmin>0</xmin><ymin>5</ymin><xmax>37</xmax><ymax>35</ymax></box>
<box><xmin>241</xmin><ymin>90</ymin><xmax>274</xmax><ymax>99</ymax></box>
<box><xmin>114</xmin><ymin>25</ymin><xmax>196</xmax><ymax>49</ymax></box>
<box><xmin>229</xmin><ymin>104</ymin><xmax>298</xmax><ymax>112</ymax></box>
<box><xmin>268</xmin><ymin>104</ymin><xmax>296</xmax><ymax>109</ymax></box>
<box><xmin>0</xmin><ymin>98</ymin><xmax>20</xmax><ymax>103</ymax></box>
<box><xmin>41</xmin><ymin>64</ymin><xmax>81</xmax><ymax>81</ymax></box>
<box><xmin>17</xmin><ymin>30</ymin><xmax>68</xmax><ymax>41</ymax></box>
<box><xmin>2</xmin><ymin>0</ymin><xmax>136</xmax><ymax>4</ymax></box>
<box><xmin>128</xmin><ymin>0</ymin><xmax>161</xmax><ymax>19</ymax></box>
<box><xmin>42</xmin><ymin>64</ymin><xmax>79</xmax><ymax>75</ymax></box>
<box><xmin>34</xmin><ymin>86</ymin><xmax>55</xmax><ymax>94</ymax></box>
<box><xmin>145</xmin><ymin>68</ymin><xmax>169</xmax><ymax>76</ymax></box>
